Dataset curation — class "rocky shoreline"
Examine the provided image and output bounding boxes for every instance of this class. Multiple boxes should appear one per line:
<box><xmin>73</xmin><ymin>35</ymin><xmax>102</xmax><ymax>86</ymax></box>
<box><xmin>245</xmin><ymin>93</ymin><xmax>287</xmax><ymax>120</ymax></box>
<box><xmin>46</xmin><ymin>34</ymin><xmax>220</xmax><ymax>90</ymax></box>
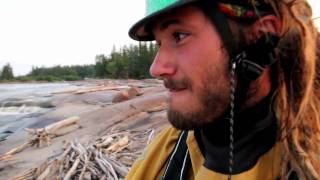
<box><xmin>0</xmin><ymin>79</ymin><xmax>169</xmax><ymax>179</ymax></box>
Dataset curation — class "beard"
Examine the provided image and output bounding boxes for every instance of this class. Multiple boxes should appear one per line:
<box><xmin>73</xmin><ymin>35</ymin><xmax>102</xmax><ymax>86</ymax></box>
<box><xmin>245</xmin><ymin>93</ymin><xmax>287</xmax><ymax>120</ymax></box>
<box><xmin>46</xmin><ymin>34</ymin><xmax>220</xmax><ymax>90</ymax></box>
<box><xmin>164</xmin><ymin>72</ymin><xmax>230</xmax><ymax>130</ymax></box>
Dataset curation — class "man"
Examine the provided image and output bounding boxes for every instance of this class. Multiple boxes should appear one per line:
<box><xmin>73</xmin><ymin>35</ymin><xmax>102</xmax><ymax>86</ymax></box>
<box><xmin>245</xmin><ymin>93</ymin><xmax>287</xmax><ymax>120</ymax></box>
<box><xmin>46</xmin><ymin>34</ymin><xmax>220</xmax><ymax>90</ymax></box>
<box><xmin>126</xmin><ymin>0</ymin><xmax>320</xmax><ymax>179</ymax></box>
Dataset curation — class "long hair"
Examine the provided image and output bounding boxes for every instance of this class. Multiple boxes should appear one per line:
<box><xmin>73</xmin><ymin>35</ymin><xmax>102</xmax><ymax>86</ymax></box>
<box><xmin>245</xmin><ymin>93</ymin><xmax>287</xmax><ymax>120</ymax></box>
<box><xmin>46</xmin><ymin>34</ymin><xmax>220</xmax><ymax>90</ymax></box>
<box><xmin>266</xmin><ymin>0</ymin><xmax>320</xmax><ymax>179</ymax></box>
<box><xmin>200</xmin><ymin>0</ymin><xmax>320</xmax><ymax>178</ymax></box>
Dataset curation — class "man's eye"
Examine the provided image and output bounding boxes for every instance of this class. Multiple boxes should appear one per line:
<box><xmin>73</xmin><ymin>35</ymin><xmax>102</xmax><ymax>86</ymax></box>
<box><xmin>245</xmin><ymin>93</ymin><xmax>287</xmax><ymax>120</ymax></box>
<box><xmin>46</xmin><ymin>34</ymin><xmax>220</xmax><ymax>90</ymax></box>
<box><xmin>173</xmin><ymin>32</ymin><xmax>189</xmax><ymax>43</ymax></box>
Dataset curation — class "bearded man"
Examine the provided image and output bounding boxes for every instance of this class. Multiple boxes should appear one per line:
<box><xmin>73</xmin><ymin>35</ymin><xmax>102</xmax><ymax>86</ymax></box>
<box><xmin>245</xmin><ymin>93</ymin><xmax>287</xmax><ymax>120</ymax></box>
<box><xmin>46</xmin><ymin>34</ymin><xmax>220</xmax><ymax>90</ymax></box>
<box><xmin>126</xmin><ymin>0</ymin><xmax>320</xmax><ymax>179</ymax></box>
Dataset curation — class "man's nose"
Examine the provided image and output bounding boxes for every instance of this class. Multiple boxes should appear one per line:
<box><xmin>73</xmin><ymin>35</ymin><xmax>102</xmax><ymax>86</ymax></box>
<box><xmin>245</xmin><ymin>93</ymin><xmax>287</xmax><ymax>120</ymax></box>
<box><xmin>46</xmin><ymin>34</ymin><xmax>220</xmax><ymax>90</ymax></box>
<box><xmin>149</xmin><ymin>49</ymin><xmax>176</xmax><ymax>78</ymax></box>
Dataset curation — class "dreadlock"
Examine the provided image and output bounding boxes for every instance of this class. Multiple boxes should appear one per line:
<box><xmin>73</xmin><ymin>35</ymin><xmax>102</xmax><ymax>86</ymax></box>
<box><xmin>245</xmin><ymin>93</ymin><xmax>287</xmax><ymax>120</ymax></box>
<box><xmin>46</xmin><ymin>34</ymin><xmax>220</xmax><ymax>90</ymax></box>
<box><xmin>265</xmin><ymin>0</ymin><xmax>320</xmax><ymax>179</ymax></box>
<box><xmin>200</xmin><ymin>0</ymin><xmax>319</xmax><ymax>178</ymax></box>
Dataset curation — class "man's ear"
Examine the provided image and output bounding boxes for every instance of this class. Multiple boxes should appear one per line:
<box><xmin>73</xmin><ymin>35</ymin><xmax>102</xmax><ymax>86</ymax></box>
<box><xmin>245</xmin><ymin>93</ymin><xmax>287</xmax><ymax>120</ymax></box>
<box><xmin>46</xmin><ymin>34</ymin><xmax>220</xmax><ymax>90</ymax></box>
<box><xmin>250</xmin><ymin>15</ymin><xmax>282</xmax><ymax>41</ymax></box>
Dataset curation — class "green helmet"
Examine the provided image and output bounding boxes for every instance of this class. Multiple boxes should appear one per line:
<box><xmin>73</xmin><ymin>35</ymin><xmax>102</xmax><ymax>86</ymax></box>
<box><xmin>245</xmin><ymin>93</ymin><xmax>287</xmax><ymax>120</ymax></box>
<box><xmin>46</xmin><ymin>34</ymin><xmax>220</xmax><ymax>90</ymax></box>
<box><xmin>129</xmin><ymin>0</ymin><xmax>198</xmax><ymax>41</ymax></box>
<box><xmin>128</xmin><ymin>0</ymin><xmax>273</xmax><ymax>41</ymax></box>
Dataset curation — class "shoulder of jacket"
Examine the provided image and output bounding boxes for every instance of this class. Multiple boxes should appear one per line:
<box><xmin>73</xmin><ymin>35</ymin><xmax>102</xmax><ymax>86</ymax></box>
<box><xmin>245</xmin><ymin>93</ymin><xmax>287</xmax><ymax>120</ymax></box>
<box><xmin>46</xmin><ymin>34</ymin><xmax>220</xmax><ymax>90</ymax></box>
<box><xmin>145</xmin><ymin>126</ymin><xmax>182</xmax><ymax>153</ymax></box>
<box><xmin>154</xmin><ymin>126</ymin><xmax>182</xmax><ymax>141</ymax></box>
<box><xmin>125</xmin><ymin>126</ymin><xmax>183</xmax><ymax>180</ymax></box>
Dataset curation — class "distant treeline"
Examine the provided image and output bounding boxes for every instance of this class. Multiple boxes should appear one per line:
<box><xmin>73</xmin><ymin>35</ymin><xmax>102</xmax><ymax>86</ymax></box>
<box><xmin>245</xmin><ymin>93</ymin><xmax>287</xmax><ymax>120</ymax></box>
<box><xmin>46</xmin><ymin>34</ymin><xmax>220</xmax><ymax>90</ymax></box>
<box><xmin>0</xmin><ymin>42</ymin><xmax>157</xmax><ymax>82</ymax></box>
<box><xmin>25</xmin><ymin>64</ymin><xmax>95</xmax><ymax>81</ymax></box>
<box><xmin>95</xmin><ymin>42</ymin><xmax>157</xmax><ymax>79</ymax></box>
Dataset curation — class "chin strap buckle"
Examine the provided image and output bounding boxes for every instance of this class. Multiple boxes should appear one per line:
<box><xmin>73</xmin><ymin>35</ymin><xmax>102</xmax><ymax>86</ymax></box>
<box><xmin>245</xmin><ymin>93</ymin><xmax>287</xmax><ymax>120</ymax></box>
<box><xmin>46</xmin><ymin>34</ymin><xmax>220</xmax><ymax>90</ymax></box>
<box><xmin>240</xmin><ymin>60</ymin><xmax>265</xmax><ymax>80</ymax></box>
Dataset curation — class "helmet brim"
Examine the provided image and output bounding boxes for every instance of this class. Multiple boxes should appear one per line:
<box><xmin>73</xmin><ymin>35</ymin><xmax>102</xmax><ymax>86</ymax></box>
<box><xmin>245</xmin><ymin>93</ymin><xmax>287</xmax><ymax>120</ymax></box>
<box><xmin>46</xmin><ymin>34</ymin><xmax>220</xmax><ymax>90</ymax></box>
<box><xmin>128</xmin><ymin>0</ymin><xmax>198</xmax><ymax>41</ymax></box>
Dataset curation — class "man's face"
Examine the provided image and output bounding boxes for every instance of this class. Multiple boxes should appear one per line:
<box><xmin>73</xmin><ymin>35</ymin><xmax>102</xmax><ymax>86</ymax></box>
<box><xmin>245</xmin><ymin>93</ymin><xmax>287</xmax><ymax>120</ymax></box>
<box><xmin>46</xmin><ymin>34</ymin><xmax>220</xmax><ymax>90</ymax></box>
<box><xmin>150</xmin><ymin>5</ymin><xmax>231</xmax><ymax>130</ymax></box>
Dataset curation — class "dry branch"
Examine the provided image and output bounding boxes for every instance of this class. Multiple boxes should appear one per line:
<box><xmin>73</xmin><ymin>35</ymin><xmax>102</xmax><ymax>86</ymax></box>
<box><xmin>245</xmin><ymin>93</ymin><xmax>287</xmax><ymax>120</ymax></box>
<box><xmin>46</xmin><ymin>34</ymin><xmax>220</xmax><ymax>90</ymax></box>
<box><xmin>147</xmin><ymin>129</ymin><xmax>155</xmax><ymax>145</ymax></box>
<box><xmin>36</xmin><ymin>162</ymin><xmax>51</xmax><ymax>180</ymax></box>
<box><xmin>63</xmin><ymin>156</ymin><xmax>81</xmax><ymax>180</ymax></box>
<box><xmin>12</xmin><ymin>168</ymin><xmax>36</xmax><ymax>180</ymax></box>
<box><xmin>35</xmin><ymin>160</ymin><xmax>49</xmax><ymax>177</ymax></box>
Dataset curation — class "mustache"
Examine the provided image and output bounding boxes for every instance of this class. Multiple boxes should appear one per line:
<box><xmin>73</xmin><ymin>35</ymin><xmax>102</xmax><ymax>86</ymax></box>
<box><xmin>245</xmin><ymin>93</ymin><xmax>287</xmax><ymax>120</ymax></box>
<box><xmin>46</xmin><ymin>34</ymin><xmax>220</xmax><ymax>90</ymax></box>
<box><xmin>163</xmin><ymin>78</ymin><xmax>192</xmax><ymax>91</ymax></box>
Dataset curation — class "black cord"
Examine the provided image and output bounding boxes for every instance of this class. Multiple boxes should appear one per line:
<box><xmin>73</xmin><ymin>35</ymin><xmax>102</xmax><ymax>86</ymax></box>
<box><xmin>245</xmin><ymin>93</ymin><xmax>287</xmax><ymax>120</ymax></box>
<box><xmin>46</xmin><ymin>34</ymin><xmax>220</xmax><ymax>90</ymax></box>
<box><xmin>228</xmin><ymin>62</ymin><xmax>237</xmax><ymax>180</ymax></box>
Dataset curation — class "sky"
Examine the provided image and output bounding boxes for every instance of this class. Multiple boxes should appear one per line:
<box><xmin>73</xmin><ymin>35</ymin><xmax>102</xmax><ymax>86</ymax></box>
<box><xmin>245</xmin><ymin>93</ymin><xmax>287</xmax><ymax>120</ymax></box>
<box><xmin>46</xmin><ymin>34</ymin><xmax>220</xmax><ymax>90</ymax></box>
<box><xmin>0</xmin><ymin>0</ymin><xmax>145</xmax><ymax>76</ymax></box>
<box><xmin>0</xmin><ymin>0</ymin><xmax>319</xmax><ymax>76</ymax></box>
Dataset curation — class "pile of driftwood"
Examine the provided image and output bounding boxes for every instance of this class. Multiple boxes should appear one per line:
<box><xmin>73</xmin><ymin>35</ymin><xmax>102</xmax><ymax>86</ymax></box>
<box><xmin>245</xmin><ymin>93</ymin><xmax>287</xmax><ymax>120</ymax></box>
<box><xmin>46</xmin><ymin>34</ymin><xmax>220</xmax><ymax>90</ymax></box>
<box><xmin>12</xmin><ymin>129</ymin><xmax>155</xmax><ymax>180</ymax></box>
<box><xmin>0</xmin><ymin>116</ymin><xmax>80</xmax><ymax>161</ymax></box>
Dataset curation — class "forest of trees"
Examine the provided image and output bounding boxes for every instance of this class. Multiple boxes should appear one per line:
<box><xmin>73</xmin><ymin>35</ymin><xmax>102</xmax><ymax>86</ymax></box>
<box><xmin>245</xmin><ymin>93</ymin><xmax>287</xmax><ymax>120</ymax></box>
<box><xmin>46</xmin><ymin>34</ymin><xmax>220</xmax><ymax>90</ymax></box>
<box><xmin>95</xmin><ymin>42</ymin><xmax>157</xmax><ymax>79</ymax></box>
<box><xmin>0</xmin><ymin>63</ymin><xmax>14</xmax><ymax>80</ymax></box>
<box><xmin>0</xmin><ymin>42</ymin><xmax>157</xmax><ymax>82</ymax></box>
<box><xmin>27</xmin><ymin>64</ymin><xmax>95</xmax><ymax>81</ymax></box>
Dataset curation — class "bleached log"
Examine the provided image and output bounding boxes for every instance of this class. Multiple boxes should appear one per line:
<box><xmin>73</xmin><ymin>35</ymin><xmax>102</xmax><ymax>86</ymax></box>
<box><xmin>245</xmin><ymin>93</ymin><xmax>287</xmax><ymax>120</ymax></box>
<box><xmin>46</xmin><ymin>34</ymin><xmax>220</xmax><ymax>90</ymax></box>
<box><xmin>106</xmin><ymin>136</ymin><xmax>129</xmax><ymax>153</ymax></box>
<box><xmin>111</xmin><ymin>142</ymin><xmax>131</xmax><ymax>155</ymax></box>
<box><xmin>1</xmin><ymin>117</ymin><xmax>79</xmax><ymax>161</ymax></box>
<box><xmin>74</xmin><ymin>86</ymin><xmax>130</xmax><ymax>94</ymax></box>
<box><xmin>0</xmin><ymin>154</ymin><xmax>12</xmax><ymax>161</ymax></box>
<box><xmin>0</xmin><ymin>142</ymin><xmax>32</xmax><ymax>160</ymax></box>
<box><xmin>95</xmin><ymin>137</ymin><xmax>113</xmax><ymax>148</ymax></box>
<box><xmin>45</xmin><ymin>116</ymin><xmax>79</xmax><ymax>134</ymax></box>
<box><xmin>52</xmin><ymin>88</ymin><xmax>78</xmax><ymax>94</ymax></box>
<box><xmin>52</xmin><ymin>124</ymin><xmax>80</xmax><ymax>137</ymax></box>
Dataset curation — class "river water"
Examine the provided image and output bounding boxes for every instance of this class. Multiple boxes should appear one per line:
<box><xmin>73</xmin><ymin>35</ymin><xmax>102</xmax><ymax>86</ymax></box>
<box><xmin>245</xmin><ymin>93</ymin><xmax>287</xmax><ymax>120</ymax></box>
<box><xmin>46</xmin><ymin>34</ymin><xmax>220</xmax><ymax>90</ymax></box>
<box><xmin>0</xmin><ymin>83</ymin><xmax>74</xmax><ymax>101</ymax></box>
<box><xmin>0</xmin><ymin>83</ymin><xmax>78</xmax><ymax>141</ymax></box>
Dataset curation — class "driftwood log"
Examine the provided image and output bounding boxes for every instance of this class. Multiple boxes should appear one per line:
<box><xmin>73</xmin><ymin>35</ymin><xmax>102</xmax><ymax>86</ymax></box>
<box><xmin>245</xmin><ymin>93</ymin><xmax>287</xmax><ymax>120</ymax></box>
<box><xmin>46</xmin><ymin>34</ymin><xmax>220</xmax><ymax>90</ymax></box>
<box><xmin>74</xmin><ymin>85</ymin><xmax>130</xmax><ymax>94</ymax></box>
<box><xmin>0</xmin><ymin>116</ymin><xmax>80</xmax><ymax>161</ymax></box>
<box><xmin>53</xmin><ymin>85</ymin><xmax>132</xmax><ymax>95</ymax></box>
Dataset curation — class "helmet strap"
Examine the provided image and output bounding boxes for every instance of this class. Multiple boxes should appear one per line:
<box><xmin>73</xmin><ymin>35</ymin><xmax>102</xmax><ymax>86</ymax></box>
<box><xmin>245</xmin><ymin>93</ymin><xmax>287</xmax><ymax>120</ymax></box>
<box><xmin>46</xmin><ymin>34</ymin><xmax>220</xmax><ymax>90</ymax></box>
<box><xmin>233</xmin><ymin>33</ymin><xmax>279</xmax><ymax>107</ymax></box>
<box><xmin>200</xmin><ymin>2</ymin><xmax>279</xmax><ymax>178</ymax></box>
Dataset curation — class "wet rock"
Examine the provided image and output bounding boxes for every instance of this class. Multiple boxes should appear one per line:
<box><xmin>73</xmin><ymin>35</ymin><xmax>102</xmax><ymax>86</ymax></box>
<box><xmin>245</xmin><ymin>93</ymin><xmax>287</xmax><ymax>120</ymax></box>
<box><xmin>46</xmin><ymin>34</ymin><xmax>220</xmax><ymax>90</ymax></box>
<box><xmin>1</xmin><ymin>100</ymin><xmax>54</xmax><ymax>108</ymax></box>
<box><xmin>112</xmin><ymin>91</ymin><xmax>129</xmax><ymax>103</ymax></box>
<box><xmin>128</xmin><ymin>86</ymin><xmax>143</xmax><ymax>97</ymax></box>
<box><xmin>0</xmin><ymin>131</ymin><xmax>13</xmax><ymax>141</ymax></box>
